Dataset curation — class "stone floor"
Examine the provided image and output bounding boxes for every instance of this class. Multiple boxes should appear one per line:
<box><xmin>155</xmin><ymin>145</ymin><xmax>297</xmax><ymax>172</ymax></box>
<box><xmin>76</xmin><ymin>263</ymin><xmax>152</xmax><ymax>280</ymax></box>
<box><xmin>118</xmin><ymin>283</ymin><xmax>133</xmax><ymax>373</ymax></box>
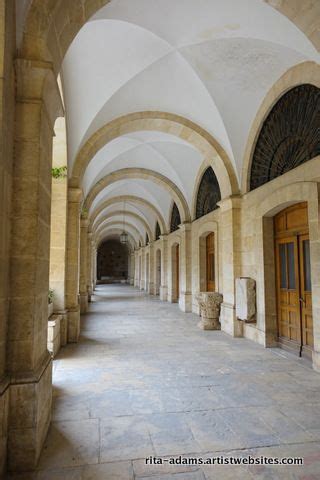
<box><xmin>9</xmin><ymin>284</ymin><xmax>320</xmax><ymax>479</ymax></box>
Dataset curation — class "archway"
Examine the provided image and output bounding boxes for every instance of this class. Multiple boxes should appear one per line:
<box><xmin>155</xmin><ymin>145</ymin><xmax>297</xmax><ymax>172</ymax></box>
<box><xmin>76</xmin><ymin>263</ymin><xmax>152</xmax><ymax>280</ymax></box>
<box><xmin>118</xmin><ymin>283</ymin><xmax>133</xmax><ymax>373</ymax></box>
<box><xmin>97</xmin><ymin>239</ymin><xmax>129</xmax><ymax>283</ymax></box>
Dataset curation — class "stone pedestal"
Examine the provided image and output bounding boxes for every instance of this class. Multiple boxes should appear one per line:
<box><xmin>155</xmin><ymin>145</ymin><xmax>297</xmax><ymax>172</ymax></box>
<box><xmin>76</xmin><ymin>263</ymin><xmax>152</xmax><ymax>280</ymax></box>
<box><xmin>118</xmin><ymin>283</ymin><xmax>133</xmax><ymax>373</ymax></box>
<box><xmin>160</xmin><ymin>285</ymin><xmax>168</xmax><ymax>301</ymax></box>
<box><xmin>196</xmin><ymin>292</ymin><xmax>223</xmax><ymax>330</ymax></box>
<box><xmin>47</xmin><ymin>315</ymin><xmax>62</xmax><ymax>357</ymax></box>
<box><xmin>236</xmin><ymin>277</ymin><xmax>256</xmax><ymax>322</ymax></box>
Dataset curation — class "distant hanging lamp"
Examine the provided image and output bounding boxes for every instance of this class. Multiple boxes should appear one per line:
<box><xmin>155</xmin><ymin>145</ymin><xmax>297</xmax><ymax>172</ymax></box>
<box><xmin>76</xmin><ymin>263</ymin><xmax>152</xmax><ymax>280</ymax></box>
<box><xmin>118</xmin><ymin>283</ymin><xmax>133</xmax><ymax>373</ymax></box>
<box><xmin>120</xmin><ymin>201</ymin><xmax>128</xmax><ymax>244</ymax></box>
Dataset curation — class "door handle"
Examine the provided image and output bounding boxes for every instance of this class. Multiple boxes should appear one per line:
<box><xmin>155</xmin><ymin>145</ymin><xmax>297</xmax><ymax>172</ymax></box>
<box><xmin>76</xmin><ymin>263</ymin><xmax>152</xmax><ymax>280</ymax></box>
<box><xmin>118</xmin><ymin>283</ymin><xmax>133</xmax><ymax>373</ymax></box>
<box><xmin>299</xmin><ymin>297</ymin><xmax>305</xmax><ymax>305</ymax></box>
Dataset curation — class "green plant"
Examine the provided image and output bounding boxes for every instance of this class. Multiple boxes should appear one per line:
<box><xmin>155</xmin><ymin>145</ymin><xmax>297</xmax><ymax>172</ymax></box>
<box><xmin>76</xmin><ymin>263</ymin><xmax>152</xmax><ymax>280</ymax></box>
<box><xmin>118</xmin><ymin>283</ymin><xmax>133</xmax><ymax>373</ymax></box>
<box><xmin>48</xmin><ymin>289</ymin><xmax>54</xmax><ymax>304</ymax></box>
<box><xmin>52</xmin><ymin>166</ymin><xmax>67</xmax><ymax>179</ymax></box>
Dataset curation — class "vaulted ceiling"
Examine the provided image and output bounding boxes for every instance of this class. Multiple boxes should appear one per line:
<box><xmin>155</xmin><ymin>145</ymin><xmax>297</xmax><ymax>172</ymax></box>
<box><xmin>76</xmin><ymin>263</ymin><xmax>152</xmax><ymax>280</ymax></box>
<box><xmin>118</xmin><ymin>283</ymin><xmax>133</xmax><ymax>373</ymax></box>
<box><xmin>21</xmin><ymin>0</ymin><xmax>320</xmax><ymax>247</ymax></box>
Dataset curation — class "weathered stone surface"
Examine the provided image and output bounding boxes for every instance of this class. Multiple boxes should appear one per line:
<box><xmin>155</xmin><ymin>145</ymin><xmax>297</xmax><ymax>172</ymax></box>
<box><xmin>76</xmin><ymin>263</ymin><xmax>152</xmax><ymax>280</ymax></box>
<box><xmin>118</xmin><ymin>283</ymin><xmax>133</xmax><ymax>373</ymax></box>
<box><xmin>235</xmin><ymin>277</ymin><xmax>256</xmax><ymax>322</ymax></box>
<box><xmin>196</xmin><ymin>292</ymin><xmax>223</xmax><ymax>330</ymax></box>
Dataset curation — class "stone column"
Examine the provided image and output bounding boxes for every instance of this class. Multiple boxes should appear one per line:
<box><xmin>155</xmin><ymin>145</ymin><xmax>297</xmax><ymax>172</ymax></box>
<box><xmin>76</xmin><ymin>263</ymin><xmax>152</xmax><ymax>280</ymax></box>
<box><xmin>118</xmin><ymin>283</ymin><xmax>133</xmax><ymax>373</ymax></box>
<box><xmin>87</xmin><ymin>232</ymin><xmax>93</xmax><ymax>301</ymax></box>
<box><xmin>179</xmin><ymin>223</ymin><xmax>192</xmax><ymax>312</ymax></box>
<box><xmin>79</xmin><ymin>218</ymin><xmax>89</xmax><ymax>313</ymax></box>
<box><xmin>159</xmin><ymin>234</ymin><xmax>168</xmax><ymax>301</ymax></box>
<box><xmin>129</xmin><ymin>252</ymin><xmax>135</xmax><ymax>285</ymax></box>
<box><xmin>134</xmin><ymin>249</ymin><xmax>139</xmax><ymax>287</ymax></box>
<box><xmin>148</xmin><ymin>243</ymin><xmax>155</xmax><ymax>294</ymax></box>
<box><xmin>218</xmin><ymin>196</ymin><xmax>243</xmax><ymax>337</ymax></box>
<box><xmin>65</xmin><ymin>187</ymin><xmax>82</xmax><ymax>342</ymax></box>
<box><xmin>92</xmin><ymin>244</ymin><xmax>97</xmax><ymax>290</ymax></box>
<box><xmin>49</xmin><ymin>173</ymin><xmax>68</xmax><ymax>346</ymax></box>
<box><xmin>0</xmin><ymin>1</ymin><xmax>15</xmax><ymax>473</ymax></box>
<box><xmin>8</xmin><ymin>59</ymin><xmax>63</xmax><ymax>471</ymax></box>
<box><xmin>140</xmin><ymin>249</ymin><xmax>145</xmax><ymax>290</ymax></box>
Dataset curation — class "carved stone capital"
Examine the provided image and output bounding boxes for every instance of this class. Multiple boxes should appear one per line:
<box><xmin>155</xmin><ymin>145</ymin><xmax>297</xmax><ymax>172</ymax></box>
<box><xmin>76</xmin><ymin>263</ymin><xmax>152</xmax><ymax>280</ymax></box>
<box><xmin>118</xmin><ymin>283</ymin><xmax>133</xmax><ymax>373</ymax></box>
<box><xmin>196</xmin><ymin>292</ymin><xmax>223</xmax><ymax>330</ymax></box>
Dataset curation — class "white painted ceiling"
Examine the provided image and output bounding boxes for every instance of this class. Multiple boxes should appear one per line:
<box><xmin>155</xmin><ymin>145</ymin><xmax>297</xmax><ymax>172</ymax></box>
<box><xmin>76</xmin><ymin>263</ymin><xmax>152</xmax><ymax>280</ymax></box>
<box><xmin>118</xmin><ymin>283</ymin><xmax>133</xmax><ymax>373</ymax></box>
<box><xmin>59</xmin><ymin>0</ymin><xmax>319</xmax><ymax>243</ymax></box>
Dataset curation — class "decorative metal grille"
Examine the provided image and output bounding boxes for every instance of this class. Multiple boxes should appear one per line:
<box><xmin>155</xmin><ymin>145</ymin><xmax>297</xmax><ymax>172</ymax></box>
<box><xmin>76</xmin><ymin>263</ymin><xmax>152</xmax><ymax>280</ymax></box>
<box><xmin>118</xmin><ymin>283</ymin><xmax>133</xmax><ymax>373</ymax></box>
<box><xmin>170</xmin><ymin>203</ymin><xmax>181</xmax><ymax>233</ymax></box>
<box><xmin>196</xmin><ymin>167</ymin><xmax>221</xmax><ymax>219</ymax></box>
<box><xmin>250</xmin><ymin>84</ymin><xmax>320</xmax><ymax>191</ymax></box>
<box><xmin>155</xmin><ymin>221</ymin><xmax>161</xmax><ymax>240</ymax></box>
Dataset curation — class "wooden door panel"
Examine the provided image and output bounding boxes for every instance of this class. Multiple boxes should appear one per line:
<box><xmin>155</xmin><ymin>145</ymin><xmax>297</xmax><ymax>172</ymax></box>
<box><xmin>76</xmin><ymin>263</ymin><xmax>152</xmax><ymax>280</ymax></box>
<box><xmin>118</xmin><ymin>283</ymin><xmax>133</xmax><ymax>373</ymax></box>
<box><xmin>275</xmin><ymin>204</ymin><xmax>313</xmax><ymax>357</ymax></box>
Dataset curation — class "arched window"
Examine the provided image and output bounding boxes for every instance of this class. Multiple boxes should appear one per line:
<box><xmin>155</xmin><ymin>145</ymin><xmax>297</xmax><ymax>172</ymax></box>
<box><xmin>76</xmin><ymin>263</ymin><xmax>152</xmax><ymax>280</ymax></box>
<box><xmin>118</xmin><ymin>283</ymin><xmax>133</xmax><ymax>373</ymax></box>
<box><xmin>170</xmin><ymin>203</ymin><xmax>181</xmax><ymax>233</ymax></box>
<box><xmin>139</xmin><ymin>241</ymin><xmax>141</xmax><ymax>248</ymax></box>
<box><xmin>196</xmin><ymin>167</ymin><xmax>221</xmax><ymax>219</ymax></box>
<box><xmin>146</xmin><ymin>232</ymin><xmax>149</xmax><ymax>245</ymax></box>
<box><xmin>250</xmin><ymin>84</ymin><xmax>320</xmax><ymax>191</ymax></box>
<box><xmin>155</xmin><ymin>221</ymin><xmax>161</xmax><ymax>240</ymax></box>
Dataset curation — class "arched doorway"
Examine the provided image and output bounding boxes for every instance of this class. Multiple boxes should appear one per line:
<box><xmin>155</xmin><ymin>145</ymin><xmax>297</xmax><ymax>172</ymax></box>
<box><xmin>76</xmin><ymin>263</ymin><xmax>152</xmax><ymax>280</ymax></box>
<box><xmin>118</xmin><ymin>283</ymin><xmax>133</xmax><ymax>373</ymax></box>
<box><xmin>156</xmin><ymin>249</ymin><xmax>161</xmax><ymax>295</ymax></box>
<box><xmin>274</xmin><ymin>202</ymin><xmax>313</xmax><ymax>357</ymax></box>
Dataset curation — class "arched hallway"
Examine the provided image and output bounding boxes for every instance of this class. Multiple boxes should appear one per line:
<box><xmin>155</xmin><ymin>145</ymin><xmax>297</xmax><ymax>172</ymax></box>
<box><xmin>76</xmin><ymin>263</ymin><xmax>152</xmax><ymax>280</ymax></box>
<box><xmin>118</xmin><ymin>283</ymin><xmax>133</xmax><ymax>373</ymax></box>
<box><xmin>10</xmin><ymin>284</ymin><xmax>320</xmax><ymax>479</ymax></box>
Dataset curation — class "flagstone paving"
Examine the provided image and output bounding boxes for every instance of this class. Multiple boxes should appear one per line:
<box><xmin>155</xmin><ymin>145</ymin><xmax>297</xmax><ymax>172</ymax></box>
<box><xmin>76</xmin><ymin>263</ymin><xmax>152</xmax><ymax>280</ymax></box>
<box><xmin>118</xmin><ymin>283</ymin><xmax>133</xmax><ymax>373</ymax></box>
<box><xmin>9</xmin><ymin>285</ymin><xmax>320</xmax><ymax>479</ymax></box>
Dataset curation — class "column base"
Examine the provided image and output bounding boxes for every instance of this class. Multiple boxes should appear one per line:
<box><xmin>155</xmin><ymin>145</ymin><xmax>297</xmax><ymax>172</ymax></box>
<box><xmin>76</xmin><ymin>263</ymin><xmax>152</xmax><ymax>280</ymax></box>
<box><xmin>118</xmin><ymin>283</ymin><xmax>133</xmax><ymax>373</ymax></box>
<box><xmin>139</xmin><ymin>280</ymin><xmax>145</xmax><ymax>290</ymax></box>
<box><xmin>0</xmin><ymin>378</ymin><xmax>9</xmax><ymax>476</ymax></box>
<box><xmin>220</xmin><ymin>302</ymin><xmax>243</xmax><ymax>337</ymax></box>
<box><xmin>160</xmin><ymin>286</ymin><xmax>167</xmax><ymax>301</ymax></box>
<box><xmin>148</xmin><ymin>282</ymin><xmax>155</xmax><ymax>294</ymax></box>
<box><xmin>179</xmin><ymin>292</ymin><xmax>192</xmax><ymax>312</ymax></box>
<box><xmin>312</xmin><ymin>350</ymin><xmax>320</xmax><ymax>372</ymax></box>
<box><xmin>8</xmin><ymin>357</ymin><xmax>52</xmax><ymax>472</ymax></box>
<box><xmin>67</xmin><ymin>306</ymin><xmax>80</xmax><ymax>342</ymax></box>
<box><xmin>80</xmin><ymin>293</ymin><xmax>88</xmax><ymax>314</ymax></box>
<box><xmin>198</xmin><ymin>317</ymin><xmax>221</xmax><ymax>330</ymax></box>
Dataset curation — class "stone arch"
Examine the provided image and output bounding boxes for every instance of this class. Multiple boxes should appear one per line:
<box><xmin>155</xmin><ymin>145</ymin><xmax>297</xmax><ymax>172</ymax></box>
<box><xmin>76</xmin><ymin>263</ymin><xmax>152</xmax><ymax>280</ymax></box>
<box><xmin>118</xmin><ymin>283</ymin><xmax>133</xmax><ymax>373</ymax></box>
<box><xmin>194</xmin><ymin>167</ymin><xmax>221</xmax><ymax>220</ymax></box>
<box><xmin>242</xmin><ymin>61</ymin><xmax>320</xmax><ymax>193</ymax></box>
<box><xmin>249</xmin><ymin>84</ymin><xmax>320</xmax><ymax>191</ymax></box>
<box><xmin>70</xmin><ymin>112</ymin><xmax>238</xmax><ymax>198</ymax></box>
<box><xmin>95</xmin><ymin>220</ymin><xmax>144</xmax><ymax>246</ymax></box>
<box><xmin>84</xmin><ymin>168</ymin><xmax>190</xmax><ymax>223</ymax></box>
<box><xmin>92</xmin><ymin>210</ymin><xmax>153</xmax><ymax>242</ymax></box>
<box><xmin>96</xmin><ymin>230</ymin><xmax>137</xmax><ymax>250</ymax></box>
<box><xmin>170</xmin><ymin>202</ymin><xmax>181</xmax><ymax>233</ymax></box>
<box><xmin>90</xmin><ymin>195</ymin><xmax>167</xmax><ymax>234</ymax></box>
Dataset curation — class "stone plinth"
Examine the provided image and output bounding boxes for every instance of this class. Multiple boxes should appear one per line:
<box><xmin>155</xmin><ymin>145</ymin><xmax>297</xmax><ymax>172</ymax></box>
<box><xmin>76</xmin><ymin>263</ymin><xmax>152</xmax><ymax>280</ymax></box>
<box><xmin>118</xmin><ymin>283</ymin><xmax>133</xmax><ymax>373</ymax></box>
<box><xmin>196</xmin><ymin>292</ymin><xmax>223</xmax><ymax>330</ymax></box>
<box><xmin>236</xmin><ymin>277</ymin><xmax>256</xmax><ymax>322</ymax></box>
<box><xmin>47</xmin><ymin>315</ymin><xmax>62</xmax><ymax>357</ymax></box>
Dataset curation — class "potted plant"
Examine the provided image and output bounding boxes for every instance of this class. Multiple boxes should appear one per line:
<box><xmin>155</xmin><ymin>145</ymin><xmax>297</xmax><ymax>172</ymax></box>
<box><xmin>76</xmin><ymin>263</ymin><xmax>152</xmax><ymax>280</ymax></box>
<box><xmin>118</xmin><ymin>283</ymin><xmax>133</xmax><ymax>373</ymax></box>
<box><xmin>48</xmin><ymin>289</ymin><xmax>54</xmax><ymax>318</ymax></box>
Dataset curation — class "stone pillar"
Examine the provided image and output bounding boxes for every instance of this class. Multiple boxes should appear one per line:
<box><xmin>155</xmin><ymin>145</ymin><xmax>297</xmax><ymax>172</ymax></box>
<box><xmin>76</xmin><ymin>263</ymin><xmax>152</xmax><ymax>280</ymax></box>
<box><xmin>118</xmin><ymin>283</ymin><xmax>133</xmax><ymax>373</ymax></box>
<box><xmin>0</xmin><ymin>1</ymin><xmax>15</xmax><ymax>474</ymax></box>
<box><xmin>8</xmin><ymin>59</ymin><xmax>63</xmax><ymax>471</ymax></box>
<box><xmin>134</xmin><ymin>250</ymin><xmax>139</xmax><ymax>287</ymax></box>
<box><xmin>140</xmin><ymin>249</ymin><xmax>145</xmax><ymax>290</ymax></box>
<box><xmin>129</xmin><ymin>252</ymin><xmax>135</xmax><ymax>285</ymax></box>
<box><xmin>148</xmin><ymin>243</ymin><xmax>155</xmax><ymax>294</ymax></box>
<box><xmin>218</xmin><ymin>196</ymin><xmax>243</xmax><ymax>337</ymax></box>
<box><xmin>79</xmin><ymin>218</ymin><xmax>89</xmax><ymax>313</ymax></box>
<box><xmin>49</xmin><ymin>174</ymin><xmax>68</xmax><ymax>346</ymax></box>
<box><xmin>65</xmin><ymin>188</ymin><xmax>82</xmax><ymax>342</ymax></box>
<box><xmin>87</xmin><ymin>232</ymin><xmax>93</xmax><ymax>301</ymax></box>
<box><xmin>159</xmin><ymin>235</ymin><xmax>168</xmax><ymax>301</ymax></box>
<box><xmin>92</xmin><ymin>245</ymin><xmax>97</xmax><ymax>290</ymax></box>
<box><xmin>179</xmin><ymin>223</ymin><xmax>192</xmax><ymax>312</ymax></box>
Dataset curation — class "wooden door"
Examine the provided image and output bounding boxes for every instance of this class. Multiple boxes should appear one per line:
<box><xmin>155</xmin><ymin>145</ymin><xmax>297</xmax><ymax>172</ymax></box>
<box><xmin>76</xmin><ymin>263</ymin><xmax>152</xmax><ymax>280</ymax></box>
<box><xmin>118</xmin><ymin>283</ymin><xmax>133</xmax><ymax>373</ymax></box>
<box><xmin>206</xmin><ymin>233</ymin><xmax>215</xmax><ymax>291</ymax></box>
<box><xmin>176</xmin><ymin>245</ymin><xmax>180</xmax><ymax>300</ymax></box>
<box><xmin>274</xmin><ymin>203</ymin><xmax>313</xmax><ymax>357</ymax></box>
